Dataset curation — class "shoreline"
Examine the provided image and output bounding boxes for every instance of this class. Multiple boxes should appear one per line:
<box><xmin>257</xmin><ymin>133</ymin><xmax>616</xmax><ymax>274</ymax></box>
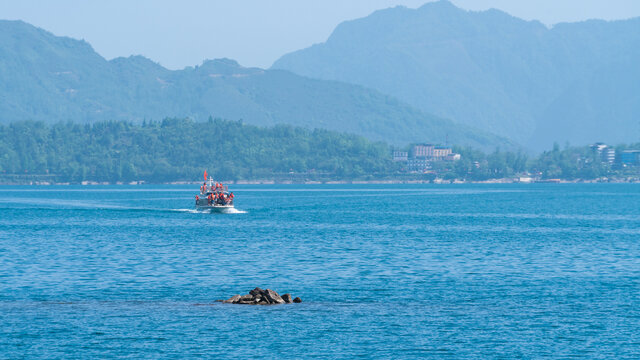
<box><xmin>1</xmin><ymin>178</ymin><xmax>639</xmax><ymax>186</ymax></box>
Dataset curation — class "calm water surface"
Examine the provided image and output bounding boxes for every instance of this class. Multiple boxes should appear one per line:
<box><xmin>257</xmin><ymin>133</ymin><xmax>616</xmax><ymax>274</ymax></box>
<box><xmin>1</xmin><ymin>184</ymin><xmax>639</xmax><ymax>359</ymax></box>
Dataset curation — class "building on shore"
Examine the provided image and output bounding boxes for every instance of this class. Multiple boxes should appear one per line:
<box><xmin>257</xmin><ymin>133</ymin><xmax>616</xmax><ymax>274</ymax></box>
<box><xmin>407</xmin><ymin>158</ymin><xmax>430</xmax><ymax>172</ymax></box>
<box><xmin>393</xmin><ymin>151</ymin><xmax>408</xmax><ymax>162</ymax></box>
<box><xmin>590</xmin><ymin>143</ymin><xmax>616</xmax><ymax>164</ymax></box>
<box><xmin>445</xmin><ymin>153</ymin><xmax>462</xmax><ymax>161</ymax></box>
<box><xmin>517</xmin><ymin>176</ymin><xmax>534</xmax><ymax>183</ymax></box>
<box><xmin>620</xmin><ymin>150</ymin><xmax>640</xmax><ymax>166</ymax></box>
<box><xmin>432</xmin><ymin>146</ymin><xmax>452</xmax><ymax>160</ymax></box>
<box><xmin>397</xmin><ymin>144</ymin><xmax>461</xmax><ymax>173</ymax></box>
<box><xmin>412</xmin><ymin>144</ymin><xmax>434</xmax><ymax>158</ymax></box>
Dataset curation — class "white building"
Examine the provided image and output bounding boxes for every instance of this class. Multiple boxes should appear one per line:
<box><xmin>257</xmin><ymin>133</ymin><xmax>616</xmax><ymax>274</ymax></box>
<box><xmin>393</xmin><ymin>151</ymin><xmax>408</xmax><ymax>162</ymax></box>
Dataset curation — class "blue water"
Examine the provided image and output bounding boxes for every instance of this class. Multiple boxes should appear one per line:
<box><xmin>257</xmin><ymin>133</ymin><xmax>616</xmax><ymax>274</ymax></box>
<box><xmin>1</xmin><ymin>184</ymin><xmax>639</xmax><ymax>359</ymax></box>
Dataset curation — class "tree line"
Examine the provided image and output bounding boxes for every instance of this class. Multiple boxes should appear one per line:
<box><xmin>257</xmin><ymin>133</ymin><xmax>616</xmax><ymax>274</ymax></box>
<box><xmin>0</xmin><ymin>118</ymin><xmax>397</xmax><ymax>182</ymax></box>
<box><xmin>427</xmin><ymin>143</ymin><xmax>639</xmax><ymax>181</ymax></box>
<box><xmin>0</xmin><ymin>118</ymin><xmax>637</xmax><ymax>183</ymax></box>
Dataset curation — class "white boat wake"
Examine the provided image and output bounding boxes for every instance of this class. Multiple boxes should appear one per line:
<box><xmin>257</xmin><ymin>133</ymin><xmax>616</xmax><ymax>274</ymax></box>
<box><xmin>218</xmin><ymin>207</ymin><xmax>247</xmax><ymax>214</ymax></box>
<box><xmin>172</xmin><ymin>208</ymin><xmax>247</xmax><ymax>214</ymax></box>
<box><xmin>171</xmin><ymin>208</ymin><xmax>202</xmax><ymax>214</ymax></box>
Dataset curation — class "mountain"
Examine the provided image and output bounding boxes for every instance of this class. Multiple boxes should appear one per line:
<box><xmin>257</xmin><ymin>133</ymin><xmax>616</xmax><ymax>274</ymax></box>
<box><xmin>0</xmin><ymin>19</ymin><xmax>511</xmax><ymax>150</ymax></box>
<box><xmin>272</xmin><ymin>0</ymin><xmax>640</xmax><ymax>150</ymax></box>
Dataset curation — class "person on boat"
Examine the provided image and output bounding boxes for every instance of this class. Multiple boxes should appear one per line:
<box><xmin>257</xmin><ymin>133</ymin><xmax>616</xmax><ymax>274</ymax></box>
<box><xmin>229</xmin><ymin>192</ymin><xmax>234</xmax><ymax>203</ymax></box>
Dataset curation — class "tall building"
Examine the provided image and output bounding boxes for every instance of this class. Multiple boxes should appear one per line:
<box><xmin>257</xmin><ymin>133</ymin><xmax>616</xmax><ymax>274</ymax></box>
<box><xmin>590</xmin><ymin>143</ymin><xmax>608</xmax><ymax>152</ymax></box>
<box><xmin>603</xmin><ymin>148</ymin><xmax>616</xmax><ymax>164</ymax></box>
<box><xmin>590</xmin><ymin>143</ymin><xmax>615</xmax><ymax>164</ymax></box>
<box><xmin>412</xmin><ymin>144</ymin><xmax>434</xmax><ymax>158</ymax></box>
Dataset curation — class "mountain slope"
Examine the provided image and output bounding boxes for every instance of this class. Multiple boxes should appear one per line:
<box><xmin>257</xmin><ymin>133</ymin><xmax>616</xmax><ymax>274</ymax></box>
<box><xmin>272</xmin><ymin>0</ymin><xmax>640</xmax><ymax>149</ymax></box>
<box><xmin>0</xmin><ymin>19</ymin><xmax>511</xmax><ymax>150</ymax></box>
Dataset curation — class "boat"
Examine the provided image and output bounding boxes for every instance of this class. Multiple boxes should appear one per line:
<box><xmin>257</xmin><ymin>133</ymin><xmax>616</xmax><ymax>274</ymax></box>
<box><xmin>195</xmin><ymin>171</ymin><xmax>235</xmax><ymax>211</ymax></box>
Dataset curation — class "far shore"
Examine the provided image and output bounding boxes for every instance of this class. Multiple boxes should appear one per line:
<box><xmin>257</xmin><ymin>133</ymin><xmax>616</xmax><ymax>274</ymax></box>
<box><xmin>1</xmin><ymin>177</ymin><xmax>639</xmax><ymax>186</ymax></box>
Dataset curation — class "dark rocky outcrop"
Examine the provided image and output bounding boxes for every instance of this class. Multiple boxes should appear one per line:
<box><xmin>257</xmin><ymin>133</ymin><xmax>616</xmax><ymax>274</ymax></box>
<box><xmin>264</xmin><ymin>289</ymin><xmax>285</xmax><ymax>304</ymax></box>
<box><xmin>281</xmin><ymin>293</ymin><xmax>293</xmax><ymax>304</ymax></box>
<box><xmin>249</xmin><ymin>287</ymin><xmax>264</xmax><ymax>297</ymax></box>
<box><xmin>220</xmin><ymin>288</ymin><xmax>301</xmax><ymax>305</ymax></box>
<box><xmin>223</xmin><ymin>295</ymin><xmax>241</xmax><ymax>304</ymax></box>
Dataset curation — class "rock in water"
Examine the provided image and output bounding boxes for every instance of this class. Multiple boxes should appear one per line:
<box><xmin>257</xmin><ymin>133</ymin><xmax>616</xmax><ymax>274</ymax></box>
<box><xmin>224</xmin><ymin>295</ymin><xmax>242</xmax><ymax>304</ymax></box>
<box><xmin>282</xmin><ymin>293</ymin><xmax>293</xmax><ymax>304</ymax></box>
<box><xmin>264</xmin><ymin>289</ymin><xmax>285</xmax><ymax>304</ymax></box>
<box><xmin>218</xmin><ymin>288</ymin><xmax>300</xmax><ymax>305</ymax></box>
<box><xmin>249</xmin><ymin>287</ymin><xmax>264</xmax><ymax>297</ymax></box>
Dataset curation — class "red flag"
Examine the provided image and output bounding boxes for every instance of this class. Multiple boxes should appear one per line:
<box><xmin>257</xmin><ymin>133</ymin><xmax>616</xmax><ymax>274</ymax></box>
<box><xmin>204</xmin><ymin>170</ymin><xmax>208</xmax><ymax>180</ymax></box>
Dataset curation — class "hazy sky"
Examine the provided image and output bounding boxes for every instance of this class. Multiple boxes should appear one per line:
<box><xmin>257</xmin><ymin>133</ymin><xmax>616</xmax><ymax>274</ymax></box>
<box><xmin>1</xmin><ymin>0</ymin><xmax>639</xmax><ymax>69</ymax></box>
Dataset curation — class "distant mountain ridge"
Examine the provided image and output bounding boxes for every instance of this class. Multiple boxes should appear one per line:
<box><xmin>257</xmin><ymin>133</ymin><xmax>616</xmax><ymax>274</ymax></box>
<box><xmin>272</xmin><ymin>0</ymin><xmax>640</xmax><ymax>149</ymax></box>
<box><xmin>0</xmin><ymin>19</ymin><xmax>511</xmax><ymax>150</ymax></box>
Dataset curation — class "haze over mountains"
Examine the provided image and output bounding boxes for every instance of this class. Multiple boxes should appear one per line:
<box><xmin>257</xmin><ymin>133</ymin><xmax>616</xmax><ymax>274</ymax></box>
<box><xmin>2</xmin><ymin>0</ymin><xmax>639</xmax><ymax>152</ymax></box>
<box><xmin>273</xmin><ymin>0</ymin><xmax>640</xmax><ymax>150</ymax></box>
<box><xmin>0</xmin><ymin>19</ymin><xmax>507</xmax><ymax>150</ymax></box>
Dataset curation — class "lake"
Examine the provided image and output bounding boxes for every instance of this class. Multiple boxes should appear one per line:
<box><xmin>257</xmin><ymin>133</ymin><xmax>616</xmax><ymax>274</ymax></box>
<box><xmin>1</xmin><ymin>184</ymin><xmax>639</xmax><ymax>358</ymax></box>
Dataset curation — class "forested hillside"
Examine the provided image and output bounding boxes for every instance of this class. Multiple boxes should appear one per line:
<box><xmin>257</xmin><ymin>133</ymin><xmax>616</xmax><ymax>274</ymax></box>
<box><xmin>273</xmin><ymin>0</ymin><xmax>640</xmax><ymax>149</ymax></box>
<box><xmin>0</xmin><ymin>119</ymin><xmax>398</xmax><ymax>182</ymax></box>
<box><xmin>0</xmin><ymin>19</ymin><xmax>510</xmax><ymax>150</ymax></box>
<box><xmin>1</xmin><ymin>119</ymin><xmax>637</xmax><ymax>183</ymax></box>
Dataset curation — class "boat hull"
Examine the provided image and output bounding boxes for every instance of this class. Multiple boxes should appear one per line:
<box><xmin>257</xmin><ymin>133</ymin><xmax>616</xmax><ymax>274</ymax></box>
<box><xmin>195</xmin><ymin>204</ymin><xmax>235</xmax><ymax>212</ymax></box>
